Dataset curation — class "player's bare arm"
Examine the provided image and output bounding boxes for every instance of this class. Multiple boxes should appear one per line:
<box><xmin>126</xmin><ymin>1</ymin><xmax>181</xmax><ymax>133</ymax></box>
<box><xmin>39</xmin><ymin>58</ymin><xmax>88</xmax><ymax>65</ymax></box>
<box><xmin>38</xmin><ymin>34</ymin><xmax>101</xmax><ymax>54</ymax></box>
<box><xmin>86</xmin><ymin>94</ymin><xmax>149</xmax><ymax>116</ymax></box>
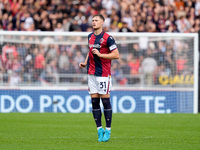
<box><xmin>79</xmin><ymin>54</ymin><xmax>88</xmax><ymax>68</ymax></box>
<box><xmin>92</xmin><ymin>48</ymin><xmax>119</xmax><ymax>59</ymax></box>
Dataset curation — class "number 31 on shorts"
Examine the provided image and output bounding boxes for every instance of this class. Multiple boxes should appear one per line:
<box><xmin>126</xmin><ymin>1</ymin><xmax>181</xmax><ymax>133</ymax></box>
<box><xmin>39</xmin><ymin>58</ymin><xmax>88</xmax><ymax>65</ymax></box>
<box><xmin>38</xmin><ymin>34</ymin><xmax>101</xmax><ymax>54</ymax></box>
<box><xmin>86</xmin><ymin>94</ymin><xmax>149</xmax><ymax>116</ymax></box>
<box><xmin>97</xmin><ymin>76</ymin><xmax>112</xmax><ymax>94</ymax></box>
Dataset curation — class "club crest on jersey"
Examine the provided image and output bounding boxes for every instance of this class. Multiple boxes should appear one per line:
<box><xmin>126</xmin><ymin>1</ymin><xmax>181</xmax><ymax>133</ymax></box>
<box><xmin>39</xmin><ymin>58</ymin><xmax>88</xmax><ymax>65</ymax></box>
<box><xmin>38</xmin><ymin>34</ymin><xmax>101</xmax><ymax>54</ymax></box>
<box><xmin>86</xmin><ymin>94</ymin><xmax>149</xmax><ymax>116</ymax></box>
<box><xmin>100</xmin><ymin>38</ymin><xmax>104</xmax><ymax>43</ymax></box>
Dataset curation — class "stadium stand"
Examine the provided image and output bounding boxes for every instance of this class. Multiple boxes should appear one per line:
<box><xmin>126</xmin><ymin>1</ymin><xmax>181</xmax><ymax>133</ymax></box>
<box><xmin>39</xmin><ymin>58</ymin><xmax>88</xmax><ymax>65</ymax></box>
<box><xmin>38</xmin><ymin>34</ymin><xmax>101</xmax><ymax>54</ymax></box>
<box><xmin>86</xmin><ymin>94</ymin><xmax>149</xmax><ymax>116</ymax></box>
<box><xmin>0</xmin><ymin>0</ymin><xmax>199</xmax><ymax>86</ymax></box>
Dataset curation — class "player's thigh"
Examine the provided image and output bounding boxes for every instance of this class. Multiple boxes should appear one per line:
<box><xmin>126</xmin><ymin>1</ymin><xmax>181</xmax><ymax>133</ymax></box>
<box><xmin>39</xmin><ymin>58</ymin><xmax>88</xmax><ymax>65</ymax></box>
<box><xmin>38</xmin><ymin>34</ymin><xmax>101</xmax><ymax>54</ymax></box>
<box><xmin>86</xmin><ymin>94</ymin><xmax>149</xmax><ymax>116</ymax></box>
<box><xmin>90</xmin><ymin>93</ymin><xmax>100</xmax><ymax>98</ymax></box>
<box><xmin>88</xmin><ymin>75</ymin><xmax>98</xmax><ymax>94</ymax></box>
<box><xmin>100</xmin><ymin>94</ymin><xmax>110</xmax><ymax>98</ymax></box>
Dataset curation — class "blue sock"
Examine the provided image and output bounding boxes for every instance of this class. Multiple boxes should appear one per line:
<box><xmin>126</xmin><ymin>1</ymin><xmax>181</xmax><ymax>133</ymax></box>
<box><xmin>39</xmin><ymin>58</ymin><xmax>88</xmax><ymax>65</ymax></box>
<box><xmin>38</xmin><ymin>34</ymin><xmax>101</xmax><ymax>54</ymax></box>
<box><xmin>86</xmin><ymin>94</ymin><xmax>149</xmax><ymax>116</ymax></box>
<box><xmin>102</xmin><ymin>98</ymin><xmax>112</xmax><ymax>128</ymax></box>
<box><xmin>92</xmin><ymin>98</ymin><xmax>102</xmax><ymax>127</ymax></box>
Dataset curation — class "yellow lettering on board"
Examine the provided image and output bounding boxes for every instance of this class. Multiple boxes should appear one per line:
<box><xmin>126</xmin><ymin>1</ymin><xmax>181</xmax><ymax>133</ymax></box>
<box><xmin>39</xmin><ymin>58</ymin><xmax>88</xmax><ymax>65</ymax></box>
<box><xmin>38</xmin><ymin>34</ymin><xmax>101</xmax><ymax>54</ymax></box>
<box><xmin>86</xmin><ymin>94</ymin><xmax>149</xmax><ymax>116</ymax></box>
<box><xmin>179</xmin><ymin>75</ymin><xmax>184</xmax><ymax>84</ymax></box>
<box><xmin>190</xmin><ymin>75</ymin><xmax>194</xmax><ymax>84</ymax></box>
<box><xmin>185</xmin><ymin>75</ymin><xmax>190</xmax><ymax>84</ymax></box>
<box><xmin>159</xmin><ymin>76</ymin><xmax>168</xmax><ymax>85</ymax></box>
<box><xmin>169</xmin><ymin>76</ymin><xmax>174</xmax><ymax>85</ymax></box>
<box><xmin>173</xmin><ymin>75</ymin><xmax>180</xmax><ymax>84</ymax></box>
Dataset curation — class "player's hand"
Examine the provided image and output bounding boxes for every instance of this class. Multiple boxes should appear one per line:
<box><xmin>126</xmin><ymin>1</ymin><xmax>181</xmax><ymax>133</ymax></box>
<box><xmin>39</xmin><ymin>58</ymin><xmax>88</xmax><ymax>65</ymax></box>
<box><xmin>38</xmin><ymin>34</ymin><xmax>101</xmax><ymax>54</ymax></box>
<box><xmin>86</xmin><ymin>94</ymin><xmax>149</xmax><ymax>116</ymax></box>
<box><xmin>79</xmin><ymin>62</ymin><xmax>87</xmax><ymax>68</ymax></box>
<box><xmin>92</xmin><ymin>49</ymin><xmax>101</xmax><ymax>57</ymax></box>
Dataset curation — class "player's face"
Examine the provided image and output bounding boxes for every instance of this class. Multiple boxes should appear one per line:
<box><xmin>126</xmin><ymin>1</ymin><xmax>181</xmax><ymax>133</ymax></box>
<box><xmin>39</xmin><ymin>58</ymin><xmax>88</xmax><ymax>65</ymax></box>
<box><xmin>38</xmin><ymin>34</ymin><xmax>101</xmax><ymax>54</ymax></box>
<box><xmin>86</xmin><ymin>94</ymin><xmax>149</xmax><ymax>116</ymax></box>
<box><xmin>92</xmin><ymin>16</ymin><xmax>104</xmax><ymax>30</ymax></box>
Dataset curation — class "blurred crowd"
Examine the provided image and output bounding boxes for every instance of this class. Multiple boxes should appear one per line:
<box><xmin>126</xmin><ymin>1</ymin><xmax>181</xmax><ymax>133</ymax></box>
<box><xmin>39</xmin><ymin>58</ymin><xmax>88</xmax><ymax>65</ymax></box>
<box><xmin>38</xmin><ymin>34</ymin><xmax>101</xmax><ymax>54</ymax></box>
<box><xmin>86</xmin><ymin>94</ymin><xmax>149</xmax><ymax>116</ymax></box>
<box><xmin>0</xmin><ymin>36</ymin><xmax>194</xmax><ymax>86</ymax></box>
<box><xmin>111</xmin><ymin>38</ymin><xmax>194</xmax><ymax>86</ymax></box>
<box><xmin>0</xmin><ymin>0</ymin><xmax>199</xmax><ymax>86</ymax></box>
<box><xmin>0</xmin><ymin>0</ymin><xmax>199</xmax><ymax>32</ymax></box>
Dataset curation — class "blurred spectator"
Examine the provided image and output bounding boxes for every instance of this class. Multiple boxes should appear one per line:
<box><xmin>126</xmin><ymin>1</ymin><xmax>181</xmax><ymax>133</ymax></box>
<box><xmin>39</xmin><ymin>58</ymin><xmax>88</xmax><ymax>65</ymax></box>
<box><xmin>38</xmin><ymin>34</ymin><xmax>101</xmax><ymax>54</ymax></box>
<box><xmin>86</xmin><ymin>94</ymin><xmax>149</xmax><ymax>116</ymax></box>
<box><xmin>127</xmin><ymin>54</ymin><xmax>140</xmax><ymax>75</ymax></box>
<box><xmin>24</xmin><ymin>50</ymin><xmax>34</xmax><ymax>76</ymax></box>
<box><xmin>154</xmin><ymin>41</ymin><xmax>166</xmax><ymax>65</ymax></box>
<box><xmin>54</xmin><ymin>22</ymin><xmax>64</xmax><ymax>32</ymax></box>
<box><xmin>74</xmin><ymin>11</ymin><xmax>86</xmax><ymax>25</ymax></box>
<box><xmin>74</xmin><ymin>50</ymin><xmax>85</xmax><ymax>72</ymax></box>
<box><xmin>119</xmin><ymin>58</ymin><xmax>131</xmax><ymax>75</ymax></box>
<box><xmin>131</xmin><ymin>43</ymin><xmax>141</xmax><ymax>58</ymax></box>
<box><xmin>165</xmin><ymin>48</ymin><xmax>176</xmax><ymax>76</ymax></box>
<box><xmin>174</xmin><ymin>0</ymin><xmax>185</xmax><ymax>11</ymax></box>
<box><xmin>40</xmin><ymin>58</ymin><xmax>58</xmax><ymax>83</ymax></box>
<box><xmin>9</xmin><ymin>0</ymin><xmax>23</xmax><ymax>16</ymax></box>
<box><xmin>69</xmin><ymin>20</ymin><xmax>81</xmax><ymax>31</ymax></box>
<box><xmin>80</xmin><ymin>19</ymin><xmax>89</xmax><ymax>31</ymax></box>
<box><xmin>0</xmin><ymin>22</ymin><xmax>3</xmax><ymax>31</ymax></box>
<box><xmin>23</xmin><ymin>12</ymin><xmax>34</xmax><ymax>30</ymax></box>
<box><xmin>176</xmin><ymin>54</ymin><xmax>188</xmax><ymax>74</ymax></box>
<box><xmin>79</xmin><ymin>45</ymin><xmax>89</xmax><ymax>57</ymax></box>
<box><xmin>154</xmin><ymin>63</ymin><xmax>170</xmax><ymax>85</ymax></box>
<box><xmin>176</xmin><ymin>16</ymin><xmax>192</xmax><ymax>33</ymax></box>
<box><xmin>118</xmin><ymin>37</ymin><xmax>129</xmax><ymax>54</ymax></box>
<box><xmin>109</xmin><ymin>23</ymin><xmax>119</xmax><ymax>32</ymax></box>
<box><xmin>68</xmin><ymin>60</ymin><xmax>78</xmax><ymax>74</ymax></box>
<box><xmin>127</xmin><ymin>53</ymin><xmax>140</xmax><ymax>84</ymax></box>
<box><xmin>110</xmin><ymin>14</ymin><xmax>123</xmax><ymax>30</ymax></box>
<box><xmin>102</xmin><ymin>0</ymin><xmax>119</xmax><ymax>15</ymax></box>
<box><xmin>140</xmin><ymin>48</ymin><xmax>157</xmax><ymax>86</ymax></box>
<box><xmin>9</xmin><ymin>57</ymin><xmax>22</xmax><ymax>86</ymax></box>
<box><xmin>62</xmin><ymin>17</ymin><xmax>72</xmax><ymax>31</ymax></box>
<box><xmin>59</xmin><ymin>63</ymin><xmax>70</xmax><ymax>82</ymax></box>
<box><xmin>0</xmin><ymin>58</ymin><xmax>4</xmax><ymax>82</ymax></box>
<box><xmin>2</xmin><ymin>43</ymin><xmax>17</xmax><ymax>64</ymax></box>
<box><xmin>58</xmin><ymin>50</ymin><xmax>69</xmax><ymax>71</ymax></box>
<box><xmin>46</xmin><ymin>44</ymin><xmax>59</xmax><ymax>61</ymax></box>
<box><xmin>119</xmin><ymin>22</ymin><xmax>132</xmax><ymax>32</ymax></box>
<box><xmin>34</xmin><ymin>48</ymin><xmax>45</xmax><ymax>81</ymax></box>
<box><xmin>17</xmin><ymin>43</ymin><xmax>27</xmax><ymax>58</ymax></box>
<box><xmin>111</xmin><ymin>60</ymin><xmax>125</xmax><ymax>84</ymax></box>
<box><xmin>195</xmin><ymin>0</ymin><xmax>200</xmax><ymax>16</ymax></box>
<box><xmin>157</xmin><ymin>14</ymin><xmax>166</xmax><ymax>32</ymax></box>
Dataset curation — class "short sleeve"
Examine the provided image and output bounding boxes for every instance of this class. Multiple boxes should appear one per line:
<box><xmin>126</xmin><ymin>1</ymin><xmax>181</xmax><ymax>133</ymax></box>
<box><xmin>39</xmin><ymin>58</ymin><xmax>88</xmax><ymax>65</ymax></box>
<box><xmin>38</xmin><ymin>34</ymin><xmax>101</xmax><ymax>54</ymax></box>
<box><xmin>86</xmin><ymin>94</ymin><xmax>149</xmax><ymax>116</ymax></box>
<box><xmin>88</xmin><ymin>33</ymin><xmax>92</xmax><ymax>42</ymax></box>
<box><xmin>107</xmin><ymin>36</ymin><xmax>117</xmax><ymax>51</ymax></box>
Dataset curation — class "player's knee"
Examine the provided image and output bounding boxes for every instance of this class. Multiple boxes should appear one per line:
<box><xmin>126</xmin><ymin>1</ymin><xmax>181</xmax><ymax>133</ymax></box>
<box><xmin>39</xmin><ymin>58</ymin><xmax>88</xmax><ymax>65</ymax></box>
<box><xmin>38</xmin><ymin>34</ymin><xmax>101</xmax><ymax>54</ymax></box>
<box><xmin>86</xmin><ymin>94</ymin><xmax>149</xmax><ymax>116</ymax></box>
<box><xmin>102</xmin><ymin>98</ymin><xmax>111</xmax><ymax>109</ymax></box>
<box><xmin>92</xmin><ymin>98</ymin><xmax>100</xmax><ymax>109</ymax></box>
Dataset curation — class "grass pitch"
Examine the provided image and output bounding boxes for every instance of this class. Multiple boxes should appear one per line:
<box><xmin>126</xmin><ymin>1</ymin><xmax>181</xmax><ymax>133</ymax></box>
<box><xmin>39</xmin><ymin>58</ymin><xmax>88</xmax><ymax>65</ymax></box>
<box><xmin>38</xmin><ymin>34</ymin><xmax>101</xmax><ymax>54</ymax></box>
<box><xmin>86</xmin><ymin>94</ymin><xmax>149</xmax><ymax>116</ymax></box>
<box><xmin>0</xmin><ymin>113</ymin><xmax>199</xmax><ymax>150</ymax></box>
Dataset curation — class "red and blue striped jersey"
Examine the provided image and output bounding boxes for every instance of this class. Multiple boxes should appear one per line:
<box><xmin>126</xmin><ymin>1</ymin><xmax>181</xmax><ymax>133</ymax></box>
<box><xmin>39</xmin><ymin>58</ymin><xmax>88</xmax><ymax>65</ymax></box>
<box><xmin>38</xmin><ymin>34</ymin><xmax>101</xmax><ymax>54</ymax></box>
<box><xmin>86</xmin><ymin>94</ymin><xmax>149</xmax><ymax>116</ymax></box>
<box><xmin>87</xmin><ymin>31</ymin><xmax>117</xmax><ymax>77</ymax></box>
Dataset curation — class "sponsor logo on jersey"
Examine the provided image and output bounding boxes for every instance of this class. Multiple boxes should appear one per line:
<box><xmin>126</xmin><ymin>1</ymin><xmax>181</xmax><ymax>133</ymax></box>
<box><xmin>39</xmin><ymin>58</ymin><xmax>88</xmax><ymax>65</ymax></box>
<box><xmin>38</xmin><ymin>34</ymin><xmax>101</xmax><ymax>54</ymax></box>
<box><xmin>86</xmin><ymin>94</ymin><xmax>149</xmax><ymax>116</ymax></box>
<box><xmin>89</xmin><ymin>44</ymin><xmax>101</xmax><ymax>49</ymax></box>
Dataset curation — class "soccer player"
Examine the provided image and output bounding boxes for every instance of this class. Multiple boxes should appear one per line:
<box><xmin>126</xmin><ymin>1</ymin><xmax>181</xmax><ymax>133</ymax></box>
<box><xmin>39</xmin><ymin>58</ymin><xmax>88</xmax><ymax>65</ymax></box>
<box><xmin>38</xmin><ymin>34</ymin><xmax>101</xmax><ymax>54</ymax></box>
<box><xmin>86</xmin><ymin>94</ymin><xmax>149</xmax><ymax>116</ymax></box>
<box><xmin>79</xmin><ymin>14</ymin><xmax>119</xmax><ymax>142</ymax></box>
